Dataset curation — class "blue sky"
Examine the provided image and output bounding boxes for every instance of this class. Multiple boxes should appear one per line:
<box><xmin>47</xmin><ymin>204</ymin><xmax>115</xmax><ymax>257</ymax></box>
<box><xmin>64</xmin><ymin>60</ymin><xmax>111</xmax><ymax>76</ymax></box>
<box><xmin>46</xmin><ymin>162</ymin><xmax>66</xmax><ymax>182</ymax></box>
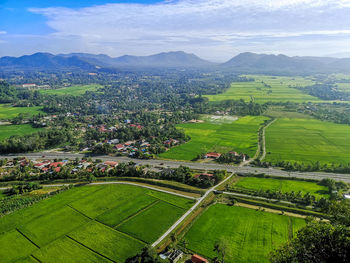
<box><xmin>1</xmin><ymin>0</ymin><xmax>350</xmax><ymax>61</ymax></box>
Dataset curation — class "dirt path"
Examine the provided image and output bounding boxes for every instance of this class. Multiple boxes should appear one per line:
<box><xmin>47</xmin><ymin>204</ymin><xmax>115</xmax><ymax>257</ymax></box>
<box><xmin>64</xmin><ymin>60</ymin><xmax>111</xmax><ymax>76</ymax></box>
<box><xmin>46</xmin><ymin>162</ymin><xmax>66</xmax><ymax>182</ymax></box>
<box><xmin>239</xmin><ymin>117</ymin><xmax>276</xmax><ymax>167</ymax></box>
<box><xmin>259</xmin><ymin>118</ymin><xmax>277</xmax><ymax>161</ymax></box>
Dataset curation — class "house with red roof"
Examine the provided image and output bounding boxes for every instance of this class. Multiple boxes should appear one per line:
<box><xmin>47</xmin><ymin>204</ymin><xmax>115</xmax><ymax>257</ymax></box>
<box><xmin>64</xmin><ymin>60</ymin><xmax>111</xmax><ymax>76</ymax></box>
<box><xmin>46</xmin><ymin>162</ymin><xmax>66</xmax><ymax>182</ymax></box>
<box><xmin>191</xmin><ymin>254</ymin><xmax>208</xmax><ymax>263</ymax></box>
<box><xmin>34</xmin><ymin>163</ymin><xmax>49</xmax><ymax>169</ymax></box>
<box><xmin>104</xmin><ymin>161</ymin><xmax>118</xmax><ymax>167</ymax></box>
<box><xmin>49</xmin><ymin>162</ymin><xmax>64</xmax><ymax>168</ymax></box>
<box><xmin>194</xmin><ymin>173</ymin><xmax>213</xmax><ymax>179</ymax></box>
<box><xmin>205</xmin><ymin>152</ymin><xmax>221</xmax><ymax>159</ymax></box>
<box><xmin>115</xmin><ymin>144</ymin><xmax>125</xmax><ymax>151</ymax></box>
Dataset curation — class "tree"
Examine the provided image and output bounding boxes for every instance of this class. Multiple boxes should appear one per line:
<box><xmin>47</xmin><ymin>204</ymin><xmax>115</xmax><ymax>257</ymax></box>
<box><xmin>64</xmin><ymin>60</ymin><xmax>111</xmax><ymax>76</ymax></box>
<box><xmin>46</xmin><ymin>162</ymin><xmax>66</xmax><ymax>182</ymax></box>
<box><xmin>125</xmin><ymin>246</ymin><xmax>166</xmax><ymax>263</ymax></box>
<box><xmin>213</xmin><ymin>239</ymin><xmax>228</xmax><ymax>263</ymax></box>
<box><xmin>86</xmin><ymin>173</ymin><xmax>96</xmax><ymax>182</ymax></box>
<box><xmin>327</xmin><ymin>200</ymin><xmax>350</xmax><ymax>227</ymax></box>
<box><xmin>270</xmin><ymin>221</ymin><xmax>350</xmax><ymax>263</ymax></box>
<box><xmin>181</xmin><ymin>238</ymin><xmax>189</xmax><ymax>252</ymax></box>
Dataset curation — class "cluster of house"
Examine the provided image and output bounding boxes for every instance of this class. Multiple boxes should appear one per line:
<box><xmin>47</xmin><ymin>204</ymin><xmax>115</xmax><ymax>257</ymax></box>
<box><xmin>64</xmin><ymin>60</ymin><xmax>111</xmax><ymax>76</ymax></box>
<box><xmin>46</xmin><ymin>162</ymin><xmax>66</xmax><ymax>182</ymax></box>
<box><xmin>114</xmin><ymin>140</ymin><xmax>151</xmax><ymax>156</ymax></box>
<box><xmin>159</xmin><ymin>250</ymin><xmax>208</xmax><ymax>263</ymax></box>
<box><xmin>0</xmin><ymin>158</ymin><xmax>120</xmax><ymax>176</ymax></box>
<box><xmin>33</xmin><ymin>160</ymin><xmax>68</xmax><ymax>173</ymax></box>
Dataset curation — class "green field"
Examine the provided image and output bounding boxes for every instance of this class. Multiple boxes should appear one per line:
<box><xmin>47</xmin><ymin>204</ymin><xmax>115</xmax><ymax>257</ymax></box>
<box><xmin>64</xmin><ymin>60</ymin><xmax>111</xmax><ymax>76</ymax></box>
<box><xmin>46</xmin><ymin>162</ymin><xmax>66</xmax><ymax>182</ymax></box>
<box><xmin>0</xmin><ymin>124</ymin><xmax>42</xmax><ymax>141</ymax></box>
<box><xmin>265</xmin><ymin>118</ymin><xmax>350</xmax><ymax>165</ymax></box>
<box><xmin>204</xmin><ymin>75</ymin><xmax>320</xmax><ymax>103</ymax></box>
<box><xmin>39</xmin><ymin>84</ymin><xmax>102</xmax><ymax>96</ymax></box>
<box><xmin>0</xmin><ymin>104</ymin><xmax>43</xmax><ymax>120</ymax></box>
<box><xmin>0</xmin><ymin>184</ymin><xmax>194</xmax><ymax>262</ymax></box>
<box><xmin>336</xmin><ymin>82</ymin><xmax>350</xmax><ymax>93</ymax></box>
<box><xmin>159</xmin><ymin>116</ymin><xmax>267</xmax><ymax>161</ymax></box>
<box><xmin>183</xmin><ymin>204</ymin><xmax>305</xmax><ymax>263</ymax></box>
<box><xmin>234</xmin><ymin>177</ymin><xmax>329</xmax><ymax>198</ymax></box>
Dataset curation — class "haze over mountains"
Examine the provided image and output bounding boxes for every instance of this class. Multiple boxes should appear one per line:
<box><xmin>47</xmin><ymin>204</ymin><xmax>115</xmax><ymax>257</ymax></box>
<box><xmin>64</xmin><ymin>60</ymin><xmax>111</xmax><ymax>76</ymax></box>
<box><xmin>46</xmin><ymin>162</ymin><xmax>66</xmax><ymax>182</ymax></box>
<box><xmin>1</xmin><ymin>51</ymin><xmax>350</xmax><ymax>74</ymax></box>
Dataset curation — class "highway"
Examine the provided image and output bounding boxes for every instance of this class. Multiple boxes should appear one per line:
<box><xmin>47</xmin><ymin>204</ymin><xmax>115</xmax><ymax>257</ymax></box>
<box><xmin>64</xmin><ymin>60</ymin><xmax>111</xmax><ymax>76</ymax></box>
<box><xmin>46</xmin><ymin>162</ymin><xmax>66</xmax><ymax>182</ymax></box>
<box><xmin>1</xmin><ymin>152</ymin><xmax>350</xmax><ymax>182</ymax></box>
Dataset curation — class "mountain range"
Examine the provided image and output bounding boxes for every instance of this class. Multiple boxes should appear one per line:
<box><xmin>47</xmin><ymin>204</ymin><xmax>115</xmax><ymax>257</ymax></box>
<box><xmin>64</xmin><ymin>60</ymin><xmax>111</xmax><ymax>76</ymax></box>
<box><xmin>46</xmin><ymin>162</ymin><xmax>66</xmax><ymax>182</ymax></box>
<box><xmin>1</xmin><ymin>51</ymin><xmax>350</xmax><ymax>74</ymax></box>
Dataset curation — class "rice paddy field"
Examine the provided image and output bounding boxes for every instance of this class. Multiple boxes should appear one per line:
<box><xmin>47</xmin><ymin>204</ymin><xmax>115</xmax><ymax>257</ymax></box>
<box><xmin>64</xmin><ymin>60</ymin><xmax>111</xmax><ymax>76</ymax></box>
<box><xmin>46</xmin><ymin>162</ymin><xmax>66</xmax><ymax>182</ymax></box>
<box><xmin>159</xmin><ymin>116</ymin><xmax>267</xmax><ymax>161</ymax></box>
<box><xmin>0</xmin><ymin>104</ymin><xmax>43</xmax><ymax>120</ymax></box>
<box><xmin>183</xmin><ymin>204</ymin><xmax>306</xmax><ymax>263</ymax></box>
<box><xmin>0</xmin><ymin>184</ymin><xmax>194</xmax><ymax>263</ymax></box>
<box><xmin>39</xmin><ymin>84</ymin><xmax>102</xmax><ymax>96</ymax></box>
<box><xmin>265</xmin><ymin>118</ymin><xmax>350</xmax><ymax>165</ymax></box>
<box><xmin>234</xmin><ymin>177</ymin><xmax>329</xmax><ymax>199</ymax></box>
<box><xmin>204</xmin><ymin>75</ymin><xmax>320</xmax><ymax>103</ymax></box>
<box><xmin>0</xmin><ymin>124</ymin><xmax>42</xmax><ymax>141</ymax></box>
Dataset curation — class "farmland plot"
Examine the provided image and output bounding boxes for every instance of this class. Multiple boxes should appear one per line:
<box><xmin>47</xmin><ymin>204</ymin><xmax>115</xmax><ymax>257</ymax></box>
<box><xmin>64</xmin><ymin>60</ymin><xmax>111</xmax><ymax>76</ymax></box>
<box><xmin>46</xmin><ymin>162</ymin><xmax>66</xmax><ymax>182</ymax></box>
<box><xmin>39</xmin><ymin>84</ymin><xmax>102</xmax><ymax>96</ymax></box>
<box><xmin>234</xmin><ymin>177</ymin><xmax>329</xmax><ymax>199</ymax></box>
<box><xmin>117</xmin><ymin>201</ymin><xmax>186</xmax><ymax>243</ymax></box>
<box><xmin>265</xmin><ymin>118</ymin><xmax>350</xmax><ymax>165</ymax></box>
<box><xmin>159</xmin><ymin>116</ymin><xmax>267</xmax><ymax>161</ymax></box>
<box><xmin>0</xmin><ymin>184</ymin><xmax>194</xmax><ymax>262</ymax></box>
<box><xmin>204</xmin><ymin>75</ymin><xmax>318</xmax><ymax>103</ymax></box>
<box><xmin>0</xmin><ymin>124</ymin><xmax>43</xmax><ymax>141</ymax></box>
<box><xmin>183</xmin><ymin>204</ymin><xmax>305</xmax><ymax>263</ymax></box>
<box><xmin>0</xmin><ymin>104</ymin><xmax>43</xmax><ymax>120</ymax></box>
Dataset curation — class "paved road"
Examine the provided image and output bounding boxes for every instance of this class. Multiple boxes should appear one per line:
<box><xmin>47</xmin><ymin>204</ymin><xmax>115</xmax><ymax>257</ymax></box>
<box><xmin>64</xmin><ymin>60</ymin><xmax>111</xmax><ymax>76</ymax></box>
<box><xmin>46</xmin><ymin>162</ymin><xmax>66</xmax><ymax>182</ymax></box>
<box><xmin>1</xmin><ymin>152</ymin><xmax>350</xmax><ymax>182</ymax></box>
<box><xmin>151</xmin><ymin>173</ymin><xmax>234</xmax><ymax>248</ymax></box>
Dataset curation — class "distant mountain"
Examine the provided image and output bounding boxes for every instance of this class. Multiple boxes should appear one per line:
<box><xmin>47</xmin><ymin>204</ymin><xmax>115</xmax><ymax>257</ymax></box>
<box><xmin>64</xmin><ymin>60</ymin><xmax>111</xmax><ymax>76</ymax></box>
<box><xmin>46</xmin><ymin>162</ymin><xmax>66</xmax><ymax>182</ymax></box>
<box><xmin>60</xmin><ymin>51</ymin><xmax>214</xmax><ymax>68</ymax></box>
<box><xmin>57</xmin><ymin>53</ymin><xmax>116</xmax><ymax>67</ymax></box>
<box><xmin>0</xmin><ymin>52</ymin><xmax>96</xmax><ymax>71</ymax></box>
<box><xmin>2</xmin><ymin>51</ymin><xmax>350</xmax><ymax>74</ymax></box>
<box><xmin>221</xmin><ymin>52</ymin><xmax>350</xmax><ymax>74</ymax></box>
<box><xmin>0</xmin><ymin>51</ymin><xmax>214</xmax><ymax>71</ymax></box>
<box><xmin>112</xmin><ymin>51</ymin><xmax>214</xmax><ymax>68</ymax></box>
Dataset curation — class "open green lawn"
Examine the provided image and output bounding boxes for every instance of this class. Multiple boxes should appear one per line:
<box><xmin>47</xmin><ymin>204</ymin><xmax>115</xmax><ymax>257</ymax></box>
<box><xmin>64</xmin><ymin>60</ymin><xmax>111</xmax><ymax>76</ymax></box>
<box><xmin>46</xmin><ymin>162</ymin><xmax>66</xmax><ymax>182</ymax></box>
<box><xmin>159</xmin><ymin>116</ymin><xmax>267</xmax><ymax>161</ymax></box>
<box><xmin>0</xmin><ymin>184</ymin><xmax>194</xmax><ymax>262</ymax></box>
<box><xmin>183</xmin><ymin>204</ymin><xmax>305</xmax><ymax>263</ymax></box>
<box><xmin>234</xmin><ymin>177</ymin><xmax>329</xmax><ymax>198</ymax></box>
<box><xmin>39</xmin><ymin>84</ymin><xmax>102</xmax><ymax>96</ymax></box>
<box><xmin>265</xmin><ymin>118</ymin><xmax>350</xmax><ymax>165</ymax></box>
<box><xmin>204</xmin><ymin>75</ymin><xmax>321</xmax><ymax>103</ymax></box>
<box><xmin>0</xmin><ymin>124</ymin><xmax>43</xmax><ymax>141</ymax></box>
<box><xmin>0</xmin><ymin>104</ymin><xmax>43</xmax><ymax>120</ymax></box>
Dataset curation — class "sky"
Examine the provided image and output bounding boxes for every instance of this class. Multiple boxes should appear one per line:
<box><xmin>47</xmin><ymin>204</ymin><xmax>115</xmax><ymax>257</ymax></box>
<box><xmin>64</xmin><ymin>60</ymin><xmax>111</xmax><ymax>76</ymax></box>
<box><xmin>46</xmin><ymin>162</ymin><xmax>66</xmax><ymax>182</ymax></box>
<box><xmin>1</xmin><ymin>0</ymin><xmax>350</xmax><ymax>62</ymax></box>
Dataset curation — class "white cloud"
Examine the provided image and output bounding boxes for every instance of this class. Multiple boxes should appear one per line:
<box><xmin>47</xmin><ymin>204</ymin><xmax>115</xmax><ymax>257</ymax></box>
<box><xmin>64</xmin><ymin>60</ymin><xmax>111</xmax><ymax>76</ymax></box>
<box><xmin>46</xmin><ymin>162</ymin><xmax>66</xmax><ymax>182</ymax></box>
<box><xmin>2</xmin><ymin>0</ymin><xmax>350</xmax><ymax>60</ymax></box>
<box><xmin>0</xmin><ymin>31</ymin><xmax>7</xmax><ymax>35</ymax></box>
